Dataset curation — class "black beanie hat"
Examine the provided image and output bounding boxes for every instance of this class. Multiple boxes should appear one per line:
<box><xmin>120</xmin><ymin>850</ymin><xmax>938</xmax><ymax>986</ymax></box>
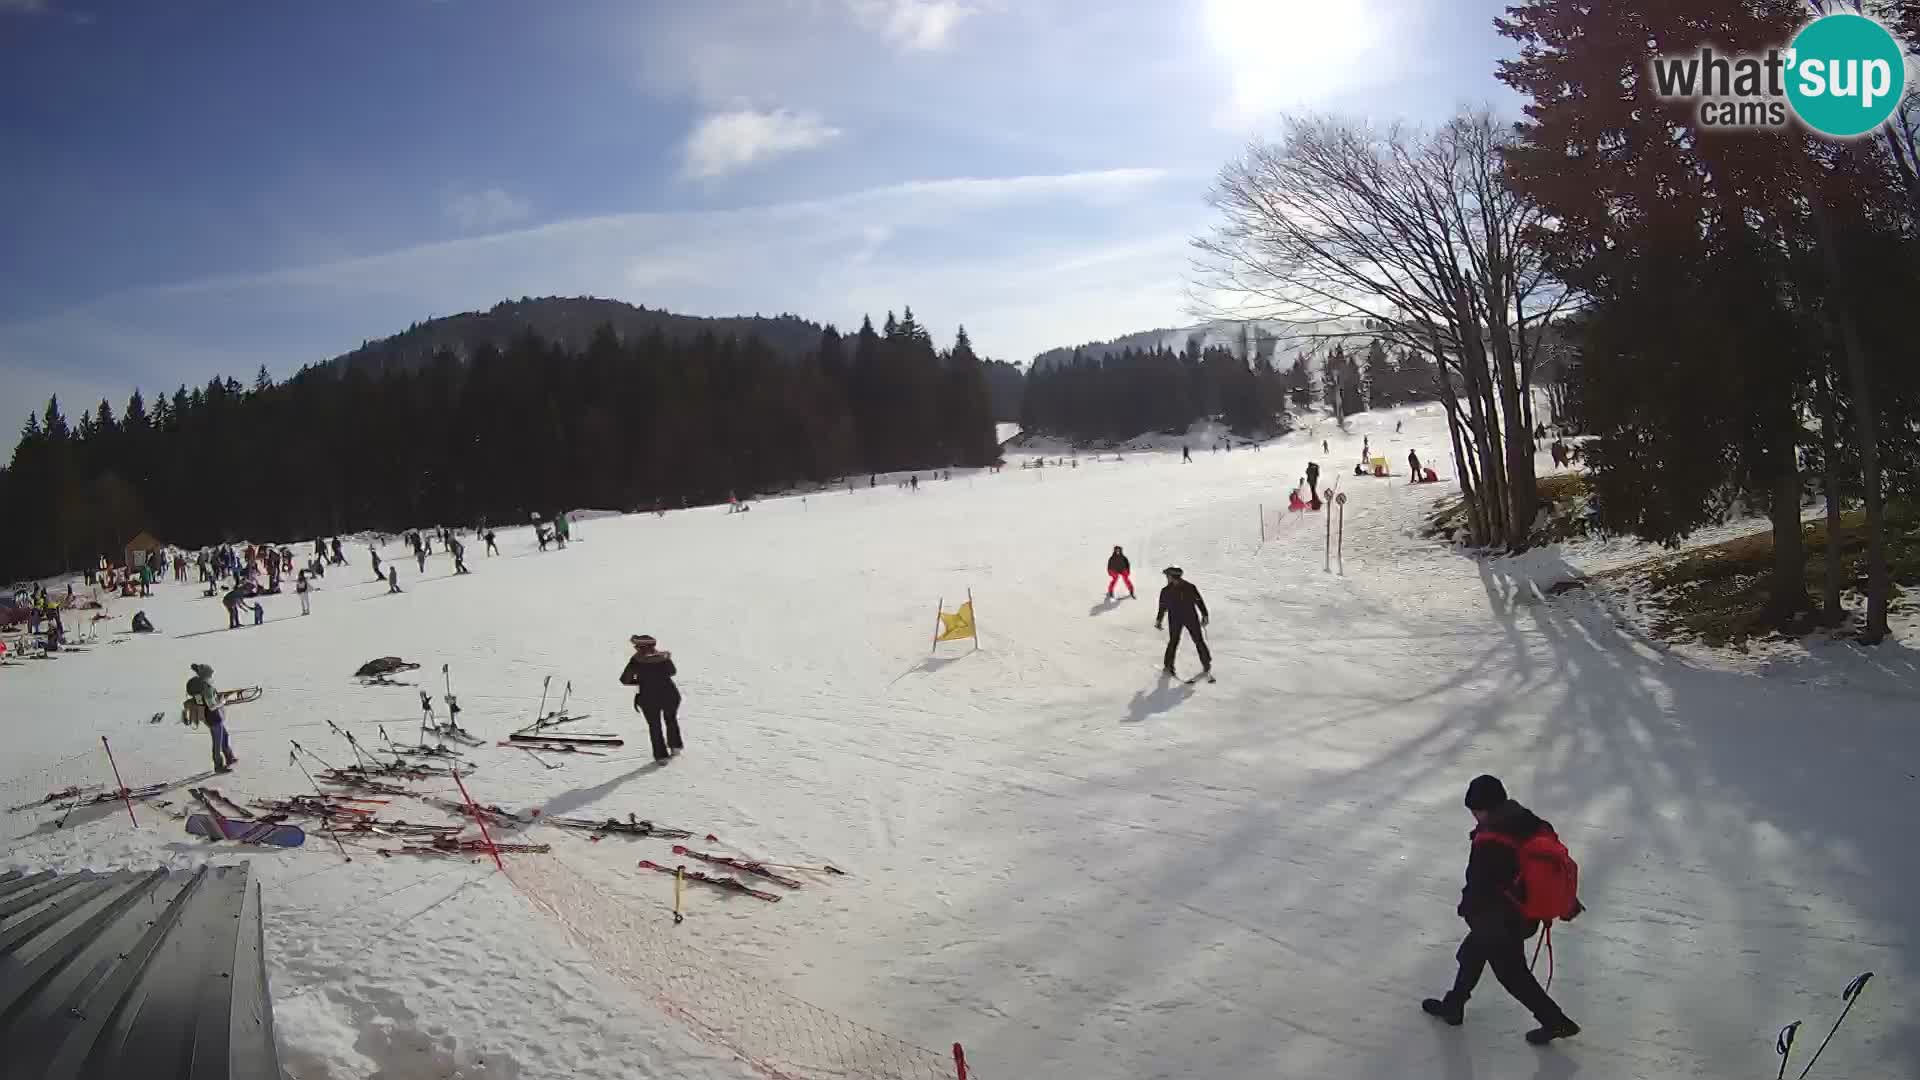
<box><xmin>1465</xmin><ymin>774</ymin><xmax>1507</xmax><ymax>812</ymax></box>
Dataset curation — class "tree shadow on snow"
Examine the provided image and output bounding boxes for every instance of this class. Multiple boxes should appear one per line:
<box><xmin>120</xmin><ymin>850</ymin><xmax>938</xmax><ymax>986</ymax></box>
<box><xmin>905</xmin><ymin>540</ymin><xmax>1920</xmax><ymax>1078</ymax></box>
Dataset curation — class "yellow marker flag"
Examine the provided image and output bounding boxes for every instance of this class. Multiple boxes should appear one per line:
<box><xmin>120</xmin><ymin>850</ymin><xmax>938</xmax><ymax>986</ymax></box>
<box><xmin>935</xmin><ymin>600</ymin><xmax>976</xmax><ymax>642</ymax></box>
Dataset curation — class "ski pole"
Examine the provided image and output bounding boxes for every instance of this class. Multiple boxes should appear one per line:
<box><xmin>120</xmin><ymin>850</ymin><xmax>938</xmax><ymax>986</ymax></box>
<box><xmin>290</xmin><ymin>741</ymin><xmax>352</xmax><ymax>862</ymax></box>
<box><xmin>1798</xmin><ymin>972</ymin><xmax>1872</xmax><ymax>1079</ymax></box>
<box><xmin>1776</xmin><ymin>1020</ymin><xmax>1801</xmax><ymax>1080</ymax></box>
<box><xmin>100</xmin><ymin>736</ymin><xmax>137</xmax><ymax>828</ymax></box>
<box><xmin>673</xmin><ymin>866</ymin><xmax>685</xmax><ymax>925</ymax></box>
<box><xmin>327</xmin><ymin>719</ymin><xmax>379</xmax><ymax>771</ymax></box>
<box><xmin>529</xmin><ymin>675</ymin><xmax>551</xmax><ymax>732</ymax></box>
<box><xmin>553</xmin><ymin>680</ymin><xmax>571</xmax><ymax>723</ymax></box>
<box><xmin>518</xmin><ymin>746</ymin><xmax>559</xmax><ymax>770</ymax></box>
<box><xmin>289</xmin><ymin>739</ymin><xmax>338</xmax><ymax>773</ymax></box>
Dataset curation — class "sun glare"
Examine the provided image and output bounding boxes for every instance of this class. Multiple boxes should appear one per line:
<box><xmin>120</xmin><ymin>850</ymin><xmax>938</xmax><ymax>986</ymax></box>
<box><xmin>1202</xmin><ymin>0</ymin><xmax>1384</xmax><ymax>122</ymax></box>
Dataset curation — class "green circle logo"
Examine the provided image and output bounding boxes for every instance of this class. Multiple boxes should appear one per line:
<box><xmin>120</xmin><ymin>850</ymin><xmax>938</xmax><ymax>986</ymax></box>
<box><xmin>1785</xmin><ymin>13</ymin><xmax>1909</xmax><ymax>138</ymax></box>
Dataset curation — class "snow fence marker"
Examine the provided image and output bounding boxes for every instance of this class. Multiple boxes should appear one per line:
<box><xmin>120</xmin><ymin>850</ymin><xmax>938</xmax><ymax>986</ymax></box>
<box><xmin>450</xmin><ymin>765</ymin><xmax>504</xmax><ymax>872</ymax></box>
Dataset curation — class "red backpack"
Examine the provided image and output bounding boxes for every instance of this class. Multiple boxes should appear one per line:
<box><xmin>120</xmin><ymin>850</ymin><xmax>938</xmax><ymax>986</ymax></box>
<box><xmin>1476</xmin><ymin>827</ymin><xmax>1581</xmax><ymax>922</ymax></box>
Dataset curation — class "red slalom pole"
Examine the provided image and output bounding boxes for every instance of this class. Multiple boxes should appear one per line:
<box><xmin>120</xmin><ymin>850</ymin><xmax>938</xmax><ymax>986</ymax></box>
<box><xmin>100</xmin><ymin>736</ymin><xmax>137</xmax><ymax>829</ymax></box>
<box><xmin>952</xmin><ymin>1043</ymin><xmax>968</xmax><ymax>1080</ymax></box>
<box><xmin>450</xmin><ymin>766</ymin><xmax>504</xmax><ymax>872</ymax></box>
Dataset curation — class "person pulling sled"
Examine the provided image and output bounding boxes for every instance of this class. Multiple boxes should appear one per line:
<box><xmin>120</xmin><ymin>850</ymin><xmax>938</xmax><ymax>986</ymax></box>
<box><xmin>184</xmin><ymin>663</ymin><xmax>240</xmax><ymax>773</ymax></box>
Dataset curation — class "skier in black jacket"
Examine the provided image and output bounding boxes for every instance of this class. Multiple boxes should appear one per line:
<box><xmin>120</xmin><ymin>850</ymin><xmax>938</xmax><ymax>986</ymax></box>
<box><xmin>1106</xmin><ymin>546</ymin><xmax>1134</xmax><ymax>599</ymax></box>
<box><xmin>619</xmin><ymin>634</ymin><xmax>684</xmax><ymax>763</ymax></box>
<box><xmin>1154</xmin><ymin>567</ymin><xmax>1210</xmax><ymax>676</ymax></box>
<box><xmin>1423</xmin><ymin>774</ymin><xmax>1580</xmax><ymax>1044</ymax></box>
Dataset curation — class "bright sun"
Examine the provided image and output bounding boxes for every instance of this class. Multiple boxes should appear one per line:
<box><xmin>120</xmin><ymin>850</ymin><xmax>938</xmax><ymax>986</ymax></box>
<box><xmin>1202</xmin><ymin>0</ymin><xmax>1383</xmax><ymax>121</ymax></box>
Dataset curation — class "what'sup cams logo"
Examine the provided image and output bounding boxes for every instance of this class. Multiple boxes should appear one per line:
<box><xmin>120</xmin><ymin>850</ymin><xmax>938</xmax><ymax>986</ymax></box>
<box><xmin>1651</xmin><ymin>12</ymin><xmax>1912</xmax><ymax>137</ymax></box>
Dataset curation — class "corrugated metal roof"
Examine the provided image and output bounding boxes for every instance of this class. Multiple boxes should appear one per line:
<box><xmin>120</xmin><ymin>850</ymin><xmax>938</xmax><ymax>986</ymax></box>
<box><xmin>0</xmin><ymin>864</ymin><xmax>281</xmax><ymax>1080</ymax></box>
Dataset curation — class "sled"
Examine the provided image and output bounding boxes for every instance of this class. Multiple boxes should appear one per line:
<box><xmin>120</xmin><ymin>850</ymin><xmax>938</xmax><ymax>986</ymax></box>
<box><xmin>186</xmin><ymin>813</ymin><xmax>306</xmax><ymax>847</ymax></box>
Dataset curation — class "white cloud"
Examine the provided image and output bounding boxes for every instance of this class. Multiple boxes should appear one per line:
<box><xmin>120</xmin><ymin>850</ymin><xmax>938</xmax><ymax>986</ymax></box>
<box><xmin>0</xmin><ymin>167</ymin><xmax>1197</xmax><ymax>430</ymax></box>
<box><xmin>846</xmin><ymin>0</ymin><xmax>977</xmax><ymax>51</ymax></box>
<box><xmin>681</xmin><ymin>108</ymin><xmax>842</xmax><ymax>179</ymax></box>
<box><xmin>444</xmin><ymin>188</ymin><xmax>532</xmax><ymax>232</ymax></box>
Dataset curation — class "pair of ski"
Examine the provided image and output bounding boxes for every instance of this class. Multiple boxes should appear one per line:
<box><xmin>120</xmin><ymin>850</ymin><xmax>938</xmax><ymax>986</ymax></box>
<box><xmin>379</xmin><ymin>837</ymin><xmax>551</xmax><ymax>857</ymax></box>
<box><xmin>669</xmin><ymin>845</ymin><xmax>806</xmax><ymax>890</ymax></box>
<box><xmin>502</xmin><ymin>739</ymin><xmax>611</xmax><ymax>756</ymax></box>
<box><xmin>637</xmin><ymin>860</ymin><xmax>783</xmax><ymax>903</ymax></box>
<box><xmin>543</xmin><ymin>814</ymin><xmax>694</xmax><ymax>839</ymax></box>
<box><xmin>425</xmin><ymin>796</ymin><xmax>537</xmax><ymax>828</ymax></box>
<box><xmin>7</xmin><ymin>784</ymin><xmax>101</xmax><ymax>813</ymax></box>
<box><xmin>1161</xmin><ymin>666</ymin><xmax>1216</xmax><ymax>686</ymax></box>
<box><xmin>251</xmin><ymin>795</ymin><xmax>388</xmax><ymax>819</ymax></box>
<box><xmin>506</xmin><ymin>732</ymin><xmax>622</xmax><ymax>748</ymax></box>
<box><xmin>379</xmin><ymin>726</ymin><xmax>464</xmax><ymax>758</ymax></box>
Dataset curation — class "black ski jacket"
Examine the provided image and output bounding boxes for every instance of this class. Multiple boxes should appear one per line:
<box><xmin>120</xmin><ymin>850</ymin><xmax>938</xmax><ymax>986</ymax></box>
<box><xmin>620</xmin><ymin>652</ymin><xmax>682</xmax><ymax>707</ymax></box>
<box><xmin>1460</xmin><ymin>799</ymin><xmax>1550</xmax><ymax>939</ymax></box>
<box><xmin>1108</xmin><ymin>552</ymin><xmax>1130</xmax><ymax>574</ymax></box>
<box><xmin>1157</xmin><ymin>580</ymin><xmax>1208</xmax><ymax>626</ymax></box>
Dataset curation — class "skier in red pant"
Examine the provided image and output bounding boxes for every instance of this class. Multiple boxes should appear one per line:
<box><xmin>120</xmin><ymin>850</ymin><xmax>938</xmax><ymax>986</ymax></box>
<box><xmin>1106</xmin><ymin>546</ymin><xmax>1135</xmax><ymax>599</ymax></box>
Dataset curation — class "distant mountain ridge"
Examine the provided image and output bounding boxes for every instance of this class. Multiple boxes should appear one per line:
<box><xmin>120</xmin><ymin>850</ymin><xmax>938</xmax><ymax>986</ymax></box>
<box><xmin>1031</xmin><ymin>319</ymin><xmax>1373</xmax><ymax>372</ymax></box>
<box><xmin>322</xmin><ymin>296</ymin><xmax>829</xmax><ymax>376</ymax></box>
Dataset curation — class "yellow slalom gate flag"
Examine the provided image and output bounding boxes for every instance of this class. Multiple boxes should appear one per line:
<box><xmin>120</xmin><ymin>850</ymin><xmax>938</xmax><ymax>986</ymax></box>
<box><xmin>935</xmin><ymin>600</ymin><xmax>976</xmax><ymax>643</ymax></box>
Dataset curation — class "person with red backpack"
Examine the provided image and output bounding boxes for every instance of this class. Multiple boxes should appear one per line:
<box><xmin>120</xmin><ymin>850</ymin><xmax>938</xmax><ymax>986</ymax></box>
<box><xmin>1423</xmin><ymin>774</ymin><xmax>1582</xmax><ymax>1045</ymax></box>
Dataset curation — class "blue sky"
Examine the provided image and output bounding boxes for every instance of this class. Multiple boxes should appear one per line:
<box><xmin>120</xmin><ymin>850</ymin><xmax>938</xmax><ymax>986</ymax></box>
<box><xmin>0</xmin><ymin>0</ymin><xmax>1521</xmax><ymax>449</ymax></box>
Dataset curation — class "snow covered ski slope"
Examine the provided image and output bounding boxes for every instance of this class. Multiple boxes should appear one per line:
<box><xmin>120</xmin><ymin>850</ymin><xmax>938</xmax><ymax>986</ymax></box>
<box><xmin>2</xmin><ymin>406</ymin><xmax>1915</xmax><ymax>1080</ymax></box>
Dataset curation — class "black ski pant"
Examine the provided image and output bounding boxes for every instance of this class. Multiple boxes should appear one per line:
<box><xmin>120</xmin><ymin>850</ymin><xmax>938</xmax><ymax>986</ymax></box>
<box><xmin>1164</xmin><ymin>619</ymin><xmax>1210</xmax><ymax>671</ymax></box>
<box><xmin>1446</xmin><ymin>930</ymin><xmax>1568</xmax><ymax>1024</ymax></box>
<box><xmin>638</xmin><ymin>700</ymin><xmax>684</xmax><ymax>760</ymax></box>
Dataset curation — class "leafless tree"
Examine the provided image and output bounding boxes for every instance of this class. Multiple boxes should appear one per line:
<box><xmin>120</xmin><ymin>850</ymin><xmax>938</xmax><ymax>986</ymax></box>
<box><xmin>1191</xmin><ymin>111</ymin><xmax>1572</xmax><ymax>548</ymax></box>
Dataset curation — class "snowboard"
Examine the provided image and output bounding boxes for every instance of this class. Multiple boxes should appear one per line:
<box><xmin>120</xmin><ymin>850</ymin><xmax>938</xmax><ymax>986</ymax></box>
<box><xmin>186</xmin><ymin>813</ymin><xmax>306</xmax><ymax>847</ymax></box>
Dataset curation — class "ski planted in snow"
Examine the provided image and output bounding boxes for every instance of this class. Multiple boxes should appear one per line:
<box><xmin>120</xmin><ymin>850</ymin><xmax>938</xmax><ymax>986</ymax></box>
<box><xmin>637</xmin><ymin>860</ymin><xmax>782</xmax><ymax>902</ymax></box>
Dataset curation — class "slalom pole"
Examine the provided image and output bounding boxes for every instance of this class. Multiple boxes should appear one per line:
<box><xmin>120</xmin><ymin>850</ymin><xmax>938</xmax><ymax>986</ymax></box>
<box><xmin>1324</xmin><ymin>498</ymin><xmax>1333</xmax><ymax>573</ymax></box>
<box><xmin>953</xmin><ymin>1043</ymin><xmax>969</xmax><ymax>1080</ymax></box>
<box><xmin>450</xmin><ymin>765</ymin><xmax>505</xmax><ymax>872</ymax></box>
<box><xmin>969</xmin><ymin>588</ymin><xmax>979</xmax><ymax>652</ymax></box>
<box><xmin>931</xmin><ymin>597</ymin><xmax>943</xmax><ymax>654</ymax></box>
<box><xmin>1336</xmin><ymin>493</ymin><xmax>1346</xmax><ymax>575</ymax></box>
<box><xmin>100</xmin><ymin>736</ymin><xmax>137</xmax><ymax>828</ymax></box>
<box><xmin>290</xmin><ymin>741</ymin><xmax>353</xmax><ymax>862</ymax></box>
<box><xmin>1259</xmin><ymin>503</ymin><xmax>1266</xmax><ymax>544</ymax></box>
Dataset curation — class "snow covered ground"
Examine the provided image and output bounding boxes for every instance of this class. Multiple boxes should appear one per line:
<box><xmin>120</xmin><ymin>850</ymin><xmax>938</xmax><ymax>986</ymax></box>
<box><xmin>3</xmin><ymin>405</ymin><xmax>1915</xmax><ymax>1080</ymax></box>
